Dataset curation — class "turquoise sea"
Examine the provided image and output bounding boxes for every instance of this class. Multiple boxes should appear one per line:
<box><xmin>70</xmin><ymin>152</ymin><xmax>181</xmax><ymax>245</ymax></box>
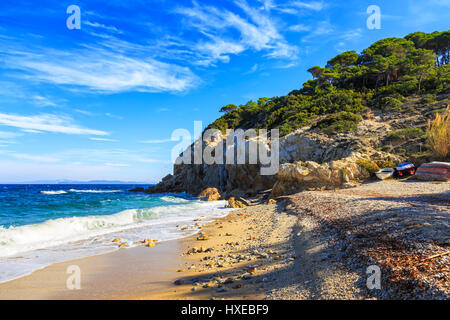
<box><xmin>0</xmin><ymin>184</ymin><xmax>230</xmax><ymax>282</ymax></box>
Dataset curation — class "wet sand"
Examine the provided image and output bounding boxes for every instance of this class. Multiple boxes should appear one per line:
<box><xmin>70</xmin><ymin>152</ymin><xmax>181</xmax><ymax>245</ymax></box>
<box><xmin>0</xmin><ymin>239</ymin><xmax>184</xmax><ymax>299</ymax></box>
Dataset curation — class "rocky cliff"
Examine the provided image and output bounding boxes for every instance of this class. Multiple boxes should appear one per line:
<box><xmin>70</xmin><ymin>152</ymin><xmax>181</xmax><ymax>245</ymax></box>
<box><xmin>137</xmin><ymin>116</ymin><xmax>405</xmax><ymax>198</ymax></box>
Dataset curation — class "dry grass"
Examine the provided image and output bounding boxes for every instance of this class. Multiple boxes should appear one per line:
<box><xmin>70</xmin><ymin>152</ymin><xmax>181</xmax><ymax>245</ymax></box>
<box><xmin>426</xmin><ymin>106</ymin><xmax>450</xmax><ymax>160</ymax></box>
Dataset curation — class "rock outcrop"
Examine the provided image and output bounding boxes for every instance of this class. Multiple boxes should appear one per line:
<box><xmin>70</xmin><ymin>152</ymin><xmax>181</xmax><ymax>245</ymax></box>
<box><xmin>198</xmin><ymin>187</ymin><xmax>221</xmax><ymax>201</ymax></box>
<box><xmin>225</xmin><ymin>197</ymin><xmax>246</xmax><ymax>208</ymax></box>
<box><xmin>271</xmin><ymin>150</ymin><xmax>404</xmax><ymax>197</ymax></box>
<box><xmin>136</xmin><ymin>123</ymin><xmax>405</xmax><ymax>198</ymax></box>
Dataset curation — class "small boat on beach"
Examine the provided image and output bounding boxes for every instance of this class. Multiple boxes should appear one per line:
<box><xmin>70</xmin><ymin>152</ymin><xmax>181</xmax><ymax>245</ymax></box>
<box><xmin>396</xmin><ymin>162</ymin><xmax>416</xmax><ymax>177</ymax></box>
<box><xmin>375</xmin><ymin>168</ymin><xmax>395</xmax><ymax>180</ymax></box>
<box><xmin>415</xmin><ymin>162</ymin><xmax>450</xmax><ymax>181</ymax></box>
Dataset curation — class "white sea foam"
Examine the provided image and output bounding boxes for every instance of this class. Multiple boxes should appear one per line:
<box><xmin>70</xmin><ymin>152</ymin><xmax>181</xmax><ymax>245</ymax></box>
<box><xmin>160</xmin><ymin>196</ymin><xmax>190</xmax><ymax>203</ymax></box>
<box><xmin>68</xmin><ymin>189</ymin><xmax>121</xmax><ymax>193</ymax></box>
<box><xmin>0</xmin><ymin>199</ymin><xmax>231</xmax><ymax>283</ymax></box>
<box><xmin>40</xmin><ymin>190</ymin><xmax>68</xmax><ymax>195</ymax></box>
<box><xmin>40</xmin><ymin>189</ymin><xmax>121</xmax><ymax>195</ymax></box>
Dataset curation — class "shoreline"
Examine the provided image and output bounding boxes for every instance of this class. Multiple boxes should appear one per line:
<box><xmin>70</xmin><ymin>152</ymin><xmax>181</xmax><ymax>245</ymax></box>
<box><xmin>0</xmin><ymin>180</ymin><xmax>448</xmax><ymax>300</ymax></box>
<box><xmin>0</xmin><ymin>237</ymin><xmax>185</xmax><ymax>299</ymax></box>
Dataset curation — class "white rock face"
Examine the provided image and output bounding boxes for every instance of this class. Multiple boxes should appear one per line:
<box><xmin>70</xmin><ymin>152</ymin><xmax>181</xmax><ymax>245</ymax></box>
<box><xmin>150</xmin><ymin>129</ymin><xmax>403</xmax><ymax>197</ymax></box>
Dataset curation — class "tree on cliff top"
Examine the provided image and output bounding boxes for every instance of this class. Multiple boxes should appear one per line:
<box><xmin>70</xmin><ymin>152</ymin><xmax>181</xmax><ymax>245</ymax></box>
<box><xmin>207</xmin><ymin>30</ymin><xmax>450</xmax><ymax>137</ymax></box>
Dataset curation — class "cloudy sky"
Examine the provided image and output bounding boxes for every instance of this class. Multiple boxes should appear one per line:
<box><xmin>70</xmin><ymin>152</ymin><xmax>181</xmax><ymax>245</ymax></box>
<box><xmin>0</xmin><ymin>0</ymin><xmax>448</xmax><ymax>183</ymax></box>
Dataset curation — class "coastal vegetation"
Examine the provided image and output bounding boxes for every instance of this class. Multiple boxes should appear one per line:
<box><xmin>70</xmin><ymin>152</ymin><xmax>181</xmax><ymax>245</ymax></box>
<box><xmin>426</xmin><ymin>106</ymin><xmax>450</xmax><ymax>160</ymax></box>
<box><xmin>206</xmin><ymin>30</ymin><xmax>449</xmax><ymax>161</ymax></box>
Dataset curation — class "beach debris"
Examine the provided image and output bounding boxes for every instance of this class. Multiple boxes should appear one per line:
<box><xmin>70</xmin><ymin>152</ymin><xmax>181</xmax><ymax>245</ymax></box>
<box><xmin>142</xmin><ymin>238</ymin><xmax>155</xmax><ymax>244</ymax></box>
<box><xmin>112</xmin><ymin>237</ymin><xmax>121</xmax><ymax>243</ymax></box>
<box><xmin>233</xmin><ymin>284</ymin><xmax>243</xmax><ymax>289</ymax></box>
<box><xmin>186</xmin><ymin>247</ymin><xmax>197</xmax><ymax>254</ymax></box>
<box><xmin>267</xmin><ymin>199</ymin><xmax>277</xmax><ymax>205</ymax></box>
<box><xmin>203</xmin><ymin>282</ymin><xmax>213</xmax><ymax>288</ymax></box>
<box><xmin>177</xmin><ymin>269</ymin><xmax>186</xmax><ymax>272</ymax></box>
<box><xmin>223</xmin><ymin>278</ymin><xmax>234</xmax><ymax>284</ymax></box>
<box><xmin>198</xmin><ymin>188</ymin><xmax>221</xmax><ymax>201</ymax></box>
<box><xmin>246</xmin><ymin>267</ymin><xmax>256</xmax><ymax>274</ymax></box>
<box><xmin>118</xmin><ymin>242</ymin><xmax>128</xmax><ymax>248</ymax></box>
<box><xmin>147</xmin><ymin>242</ymin><xmax>156</xmax><ymax>248</ymax></box>
<box><xmin>259</xmin><ymin>252</ymin><xmax>269</xmax><ymax>259</ymax></box>
<box><xmin>225</xmin><ymin>233</ymin><xmax>232</xmax><ymax>236</ymax></box>
<box><xmin>197</xmin><ymin>232</ymin><xmax>209</xmax><ymax>241</ymax></box>
<box><xmin>173</xmin><ymin>279</ymin><xmax>184</xmax><ymax>285</ymax></box>
<box><xmin>420</xmin><ymin>250</ymin><xmax>450</xmax><ymax>262</ymax></box>
<box><xmin>216</xmin><ymin>286</ymin><xmax>228</xmax><ymax>292</ymax></box>
<box><xmin>217</xmin><ymin>261</ymin><xmax>229</xmax><ymax>268</ymax></box>
<box><xmin>242</xmin><ymin>274</ymin><xmax>253</xmax><ymax>280</ymax></box>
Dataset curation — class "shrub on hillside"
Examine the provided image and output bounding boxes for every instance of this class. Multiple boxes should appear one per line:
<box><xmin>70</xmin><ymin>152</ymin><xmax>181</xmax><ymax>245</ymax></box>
<box><xmin>356</xmin><ymin>159</ymin><xmax>380</xmax><ymax>174</ymax></box>
<box><xmin>316</xmin><ymin>112</ymin><xmax>362</xmax><ymax>135</ymax></box>
<box><xmin>426</xmin><ymin>106</ymin><xmax>450</xmax><ymax>160</ymax></box>
<box><xmin>387</xmin><ymin>127</ymin><xmax>424</xmax><ymax>140</ymax></box>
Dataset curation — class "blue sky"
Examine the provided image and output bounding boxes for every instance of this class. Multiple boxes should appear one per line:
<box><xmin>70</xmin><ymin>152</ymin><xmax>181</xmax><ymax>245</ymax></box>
<box><xmin>0</xmin><ymin>0</ymin><xmax>448</xmax><ymax>183</ymax></box>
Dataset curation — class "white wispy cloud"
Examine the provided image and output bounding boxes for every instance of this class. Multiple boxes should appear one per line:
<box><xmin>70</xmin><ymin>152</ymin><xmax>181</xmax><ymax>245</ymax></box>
<box><xmin>341</xmin><ymin>28</ymin><xmax>363</xmax><ymax>41</ymax></box>
<box><xmin>174</xmin><ymin>0</ymin><xmax>299</xmax><ymax>65</ymax></box>
<box><xmin>105</xmin><ymin>162</ymin><xmax>129</xmax><ymax>167</ymax></box>
<box><xmin>140</xmin><ymin>138</ymin><xmax>176</xmax><ymax>144</ymax></box>
<box><xmin>288</xmin><ymin>1</ymin><xmax>325</xmax><ymax>11</ymax></box>
<box><xmin>31</xmin><ymin>95</ymin><xmax>58</xmax><ymax>107</ymax></box>
<box><xmin>0</xmin><ymin>131</ymin><xmax>22</xmax><ymax>139</ymax></box>
<box><xmin>4</xmin><ymin>48</ymin><xmax>198</xmax><ymax>93</ymax></box>
<box><xmin>245</xmin><ymin>64</ymin><xmax>259</xmax><ymax>74</ymax></box>
<box><xmin>0</xmin><ymin>112</ymin><xmax>108</xmax><ymax>135</ymax></box>
<box><xmin>84</xmin><ymin>21</ymin><xmax>122</xmax><ymax>34</ymax></box>
<box><xmin>0</xmin><ymin>36</ymin><xmax>200</xmax><ymax>93</ymax></box>
<box><xmin>11</xmin><ymin>153</ymin><xmax>60</xmax><ymax>163</ymax></box>
<box><xmin>89</xmin><ymin>137</ymin><xmax>117</xmax><ymax>142</ymax></box>
<box><xmin>287</xmin><ymin>24</ymin><xmax>311</xmax><ymax>32</ymax></box>
<box><xmin>301</xmin><ymin>20</ymin><xmax>334</xmax><ymax>42</ymax></box>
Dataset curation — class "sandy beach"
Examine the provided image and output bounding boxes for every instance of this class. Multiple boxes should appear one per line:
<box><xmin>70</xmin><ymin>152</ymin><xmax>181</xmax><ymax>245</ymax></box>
<box><xmin>0</xmin><ymin>180</ymin><xmax>448</xmax><ymax>300</ymax></box>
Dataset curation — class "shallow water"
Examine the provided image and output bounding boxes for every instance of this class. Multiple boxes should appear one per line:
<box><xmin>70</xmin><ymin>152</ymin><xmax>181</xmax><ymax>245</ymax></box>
<box><xmin>0</xmin><ymin>184</ymin><xmax>230</xmax><ymax>282</ymax></box>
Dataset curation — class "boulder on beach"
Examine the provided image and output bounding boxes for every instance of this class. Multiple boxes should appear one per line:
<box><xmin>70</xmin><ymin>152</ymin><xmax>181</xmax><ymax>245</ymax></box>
<box><xmin>198</xmin><ymin>187</ymin><xmax>221</xmax><ymax>201</ymax></box>
<box><xmin>415</xmin><ymin>162</ymin><xmax>450</xmax><ymax>181</ymax></box>
<box><xmin>225</xmin><ymin>197</ymin><xmax>246</xmax><ymax>208</ymax></box>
